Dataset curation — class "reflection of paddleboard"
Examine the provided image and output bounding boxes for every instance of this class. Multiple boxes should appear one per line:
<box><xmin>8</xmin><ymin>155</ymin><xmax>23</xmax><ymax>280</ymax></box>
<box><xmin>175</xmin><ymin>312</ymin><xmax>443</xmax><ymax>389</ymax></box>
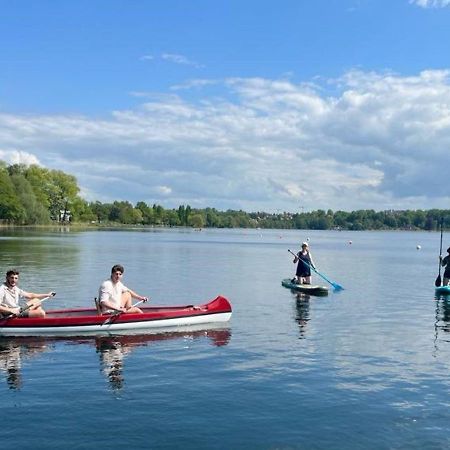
<box><xmin>435</xmin><ymin>285</ymin><xmax>450</xmax><ymax>296</ymax></box>
<box><xmin>281</xmin><ymin>279</ymin><xmax>329</xmax><ymax>296</ymax></box>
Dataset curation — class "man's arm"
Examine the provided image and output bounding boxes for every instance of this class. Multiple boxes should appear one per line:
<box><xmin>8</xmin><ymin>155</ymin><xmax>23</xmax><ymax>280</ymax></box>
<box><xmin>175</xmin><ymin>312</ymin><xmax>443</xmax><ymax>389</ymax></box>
<box><xmin>0</xmin><ymin>304</ymin><xmax>21</xmax><ymax>316</ymax></box>
<box><xmin>22</xmin><ymin>291</ymin><xmax>55</xmax><ymax>300</ymax></box>
<box><xmin>128</xmin><ymin>289</ymin><xmax>149</xmax><ymax>302</ymax></box>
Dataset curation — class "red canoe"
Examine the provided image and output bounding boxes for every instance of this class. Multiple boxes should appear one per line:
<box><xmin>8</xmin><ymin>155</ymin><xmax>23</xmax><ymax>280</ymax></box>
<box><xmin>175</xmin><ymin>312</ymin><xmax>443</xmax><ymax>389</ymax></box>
<box><xmin>0</xmin><ymin>295</ymin><xmax>232</xmax><ymax>337</ymax></box>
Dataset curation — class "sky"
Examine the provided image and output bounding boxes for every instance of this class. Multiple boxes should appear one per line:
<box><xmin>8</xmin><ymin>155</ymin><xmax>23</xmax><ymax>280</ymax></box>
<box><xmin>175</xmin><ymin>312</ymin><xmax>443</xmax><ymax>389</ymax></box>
<box><xmin>1</xmin><ymin>0</ymin><xmax>450</xmax><ymax>213</ymax></box>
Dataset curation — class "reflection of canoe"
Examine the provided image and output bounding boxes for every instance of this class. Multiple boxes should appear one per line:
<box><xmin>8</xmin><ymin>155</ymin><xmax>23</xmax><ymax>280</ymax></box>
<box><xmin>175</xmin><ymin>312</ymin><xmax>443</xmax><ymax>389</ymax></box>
<box><xmin>0</xmin><ymin>327</ymin><xmax>232</xmax><ymax>389</ymax></box>
<box><xmin>0</xmin><ymin>296</ymin><xmax>232</xmax><ymax>337</ymax></box>
<box><xmin>1</xmin><ymin>326</ymin><xmax>232</xmax><ymax>348</ymax></box>
<box><xmin>435</xmin><ymin>285</ymin><xmax>450</xmax><ymax>296</ymax></box>
<box><xmin>281</xmin><ymin>279</ymin><xmax>329</xmax><ymax>296</ymax></box>
<box><xmin>95</xmin><ymin>327</ymin><xmax>231</xmax><ymax>347</ymax></box>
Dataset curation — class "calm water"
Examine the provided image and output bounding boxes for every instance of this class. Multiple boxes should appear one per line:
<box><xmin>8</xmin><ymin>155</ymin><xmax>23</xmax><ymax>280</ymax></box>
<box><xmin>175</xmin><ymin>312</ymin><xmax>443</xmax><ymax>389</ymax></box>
<box><xmin>1</xmin><ymin>227</ymin><xmax>449</xmax><ymax>450</ymax></box>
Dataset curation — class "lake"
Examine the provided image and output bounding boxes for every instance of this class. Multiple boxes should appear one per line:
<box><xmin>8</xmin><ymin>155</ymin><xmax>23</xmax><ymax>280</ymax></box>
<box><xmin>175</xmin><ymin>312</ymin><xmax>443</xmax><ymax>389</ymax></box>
<box><xmin>1</xmin><ymin>227</ymin><xmax>449</xmax><ymax>450</ymax></box>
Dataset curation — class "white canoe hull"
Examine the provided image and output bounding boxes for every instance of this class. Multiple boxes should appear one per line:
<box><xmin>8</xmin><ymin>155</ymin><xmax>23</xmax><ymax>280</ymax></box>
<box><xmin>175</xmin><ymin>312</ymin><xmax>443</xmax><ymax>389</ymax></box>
<box><xmin>0</xmin><ymin>311</ymin><xmax>232</xmax><ymax>337</ymax></box>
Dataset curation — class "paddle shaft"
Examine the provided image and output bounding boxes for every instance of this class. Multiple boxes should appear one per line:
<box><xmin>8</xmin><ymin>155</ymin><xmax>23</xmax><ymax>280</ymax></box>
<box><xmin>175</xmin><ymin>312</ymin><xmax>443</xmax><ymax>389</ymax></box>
<box><xmin>5</xmin><ymin>293</ymin><xmax>55</xmax><ymax>319</ymax></box>
<box><xmin>288</xmin><ymin>248</ymin><xmax>316</xmax><ymax>274</ymax></box>
<box><xmin>128</xmin><ymin>299</ymin><xmax>145</xmax><ymax>310</ymax></box>
<box><xmin>436</xmin><ymin>218</ymin><xmax>444</xmax><ymax>286</ymax></box>
<box><xmin>288</xmin><ymin>248</ymin><xmax>314</xmax><ymax>269</ymax></box>
<box><xmin>101</xmin><ymin>299</ymin><xmax>146</xmax><ymax>326</ymax></box>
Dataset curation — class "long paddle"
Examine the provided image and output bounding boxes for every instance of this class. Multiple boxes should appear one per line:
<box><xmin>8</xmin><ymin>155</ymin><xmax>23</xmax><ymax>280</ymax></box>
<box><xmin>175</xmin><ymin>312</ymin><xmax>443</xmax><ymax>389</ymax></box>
<box><xmin>436</xmin><ymin>218</ymin><xmax>444</xmax><ymax>287</ymax></box>
<box><xmin>4</xmin><ymin>292</ymin><xmax>56</xmax><ymax>319</ymax></box>
<box><xmin>101</xmin><ymin>300</ymin><xmax>146</xmax><ymax>326</ymax></box>
<box><xmin>288</xmin><ymin>249</ymin><xmax>344</xmax><ymax>291</ymax></box>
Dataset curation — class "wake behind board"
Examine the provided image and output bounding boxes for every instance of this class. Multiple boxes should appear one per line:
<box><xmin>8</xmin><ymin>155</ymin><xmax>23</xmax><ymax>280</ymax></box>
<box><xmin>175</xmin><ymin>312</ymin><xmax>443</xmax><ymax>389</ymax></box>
<box><xmin>282</xmin><ymin>278</ymin><xmax>329</xmax><ymax>296</ymax></box>
<box><xmin>435</xmin><ymin>285</ymin><xmax>450</xmax><ymax>296</ymax></box>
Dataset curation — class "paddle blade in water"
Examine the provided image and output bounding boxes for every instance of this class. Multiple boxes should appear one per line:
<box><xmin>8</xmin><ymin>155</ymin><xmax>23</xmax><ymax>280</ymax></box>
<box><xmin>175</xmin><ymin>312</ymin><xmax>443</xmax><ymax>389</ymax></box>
<box><xmin>435</xmin><ymin>275</ymin><xmax>442</xmax><ymax>287</ymax></box>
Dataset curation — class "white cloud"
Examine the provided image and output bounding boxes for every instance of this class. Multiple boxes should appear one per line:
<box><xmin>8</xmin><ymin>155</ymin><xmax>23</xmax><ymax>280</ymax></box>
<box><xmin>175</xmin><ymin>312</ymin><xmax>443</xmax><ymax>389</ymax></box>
<box><xmin>410</xmin><ymin>0</ymin><xmax>450</xmax><ymax>7</ymax></box>
<box><xmin>0</xmin><ymin>148</ymin><xmax>41</xmax><ymax>166</ymax></box>
<box><xmin>161</xmin><ymin>53</ymin><xmax>203</xmax><ymax>68</ymax></box>
<box><xmin>171</xmin><ymin>79</ymin><xmax>219</xmax><ymax>90</ymax></box>
<box><xmin>0</xmin><ymin>69</ymin><xmax>449</xmax><ymax>212</ymax></box>
<box><xmin>140</xmin><ymin>52</ymin><xmax>204</xmax><ymax>68</ymax></box>
<box><xmin>155</xmin><ymin>185</ymin><xmax>172</xmax><ymax>195</ymax></box>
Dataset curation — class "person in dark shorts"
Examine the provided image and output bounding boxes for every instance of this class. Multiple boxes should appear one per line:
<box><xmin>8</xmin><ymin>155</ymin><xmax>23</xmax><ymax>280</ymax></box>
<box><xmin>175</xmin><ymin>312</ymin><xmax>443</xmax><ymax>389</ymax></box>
<box><xmin>440</xmin><ymin>247</ymin><xmax>450</xmax><ymax>286</ymax></box>
<box><xmin>292</xmin><ymin>242</ymin><xmax>316</xmax><ymax>285</ymax></box>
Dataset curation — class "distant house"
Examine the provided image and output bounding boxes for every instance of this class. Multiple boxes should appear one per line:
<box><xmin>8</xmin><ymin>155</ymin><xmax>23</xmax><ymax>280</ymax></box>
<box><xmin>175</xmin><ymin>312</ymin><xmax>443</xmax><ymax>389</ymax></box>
<box><xmin>59</xmin><ymin>209</ymin><xmax>71</xmax><ymax>222</ymax></box>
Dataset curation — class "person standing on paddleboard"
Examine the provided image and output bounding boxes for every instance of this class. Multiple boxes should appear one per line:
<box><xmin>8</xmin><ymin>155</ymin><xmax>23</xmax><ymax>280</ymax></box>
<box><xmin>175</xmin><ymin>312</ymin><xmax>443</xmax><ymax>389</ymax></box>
<box><xmin>292</xmin><ymin>242</ymin><xmax>316</xmax><ymax>285</ymax></box>
<box><xmin>440</xmin><ymin>247</ymin><xmax>450</xmax><ymax>286</ymax></box>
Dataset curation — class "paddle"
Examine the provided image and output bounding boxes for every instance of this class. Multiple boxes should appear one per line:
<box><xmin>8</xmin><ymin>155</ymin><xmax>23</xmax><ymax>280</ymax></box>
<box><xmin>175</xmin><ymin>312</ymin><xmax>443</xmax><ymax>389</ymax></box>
<box><xmin>436</xmin><ymin>218</ymin><xmax>444</xmax><ymax>287</ymax></box>
<box><xmin>4</xmin><ymin>292</ymin><xmax>56</xmax><ymax>319</ymax></box>
<box><xmin>101</xmin><ymin>299</ymin><xmax>146</xmax><ymax>326</ymax></box>
<box><xmin>288</xmin><ymin>249</ymin><xmax>344</xmax><ymax>291</ymax></box>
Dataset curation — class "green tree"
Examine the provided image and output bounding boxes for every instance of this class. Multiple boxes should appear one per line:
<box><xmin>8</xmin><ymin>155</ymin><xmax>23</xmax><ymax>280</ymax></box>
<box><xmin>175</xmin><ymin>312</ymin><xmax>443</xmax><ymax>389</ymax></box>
<box><xmin>165</xmin><ymin>209</ymin><xmax>181</xmax><ymax>226</ymax></box>
<box><xmin>22</xmin><ymin>165</ymin><xmax>80</xmax><ymax>221</ymax></box>
<box><xmin>205</xmin><ymin>208</ymin><xmax>222</xmax><ymax>227</ymax></box>
<box><xmin>23</xmin><ymin>165</ymin><xmax>52</xmax><ymax>210</ymax></box>
<box><xmin>189</xmin><ymin>213</ymin><xmax>205</xmax><ymax>228</ymax></box>
<box><xmin>10</xmin><ymin>173</ymin><xmax>50</xmax><ymax>224</ymax></box>
<box><xmin>136</xmin><ymin>201</ymin><xmax>155</xmax><ymax>225</ymax></box>
<box><xmin>0</xmin><ymin>167</ymin><xmax>25</xmax><ymax>222</ymax></box>
<box><xmin>152</xmin><ymin>204</ymin><xmax>165</xmax><ymax>225</ymax></box>
<box><xmin>89</xmin><ymin>201</ymin><xmax>113</xmax><ymax>223</ymax></box>
<box><xmin>71</xmin><ymin>198</ymin><xmax>96</xmax><ymax>222</ymax></box>
<box><xmin>177</xmin><ymin>205</ymin><xmax>192</xmax><ymax>226</ymax></box>
<box><xmin>47</xmin><ymin>170</ymin><xmax>80</xmax><ymax>221</ymax></box>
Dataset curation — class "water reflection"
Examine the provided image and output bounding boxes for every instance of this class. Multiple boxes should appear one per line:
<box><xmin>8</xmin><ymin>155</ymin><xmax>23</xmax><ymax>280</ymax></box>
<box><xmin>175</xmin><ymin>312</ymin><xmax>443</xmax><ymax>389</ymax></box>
<box><xmin>0</xmin><ymin>338</ymin><xmax>48</xmax><ymax>389</ymax></box>
<box><xmin>0</xmin><ymin>328</ymin><xmax>231</xmax><ymax>390</ymax></box>
<box><xmin>294</xmin><ymin>293</ymin><xmax>311</xmax><ymax>338</ymax></box>
<box><xmin>96</xmin><ymin>337</ymin><xmax>130</xmax><ymax>390</ymax></box>
<box><xmin>94</xmin><ymin>329</ymin><xmax>231</xmax><ymax>390</ymax></box>
<box><xmin>0</xmin><ymin>232</ymin><xmax>80</xmax><ymax>271</ymax></box>
<box><xmin>434</xmin><ymin>295</ymin><xmax>450</xmax><ymax>348</ymax></box>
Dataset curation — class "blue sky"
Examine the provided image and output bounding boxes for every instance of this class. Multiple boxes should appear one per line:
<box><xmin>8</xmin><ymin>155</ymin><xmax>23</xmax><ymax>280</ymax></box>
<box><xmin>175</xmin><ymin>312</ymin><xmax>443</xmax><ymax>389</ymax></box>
<box><xmin>1</xmin><ymin>0</ymin><xmax>450</xmax><ymax>212</ymax></box>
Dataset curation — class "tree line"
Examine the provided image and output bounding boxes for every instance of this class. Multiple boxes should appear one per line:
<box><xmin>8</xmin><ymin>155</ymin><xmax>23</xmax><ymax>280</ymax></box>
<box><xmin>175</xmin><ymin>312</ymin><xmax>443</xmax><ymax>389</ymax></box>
<box><xmin>0</xmin><ymin>161</ymin><xmax>449</xmax><ymax>230</ymax></box>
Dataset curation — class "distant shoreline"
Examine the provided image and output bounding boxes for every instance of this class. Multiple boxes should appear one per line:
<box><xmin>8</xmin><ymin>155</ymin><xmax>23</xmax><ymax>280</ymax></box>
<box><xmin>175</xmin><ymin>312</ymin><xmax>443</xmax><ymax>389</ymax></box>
<box><xmin>0</xmin><ymin>223</ymin><xmax>442</xmax><ymax>232</ymax></box>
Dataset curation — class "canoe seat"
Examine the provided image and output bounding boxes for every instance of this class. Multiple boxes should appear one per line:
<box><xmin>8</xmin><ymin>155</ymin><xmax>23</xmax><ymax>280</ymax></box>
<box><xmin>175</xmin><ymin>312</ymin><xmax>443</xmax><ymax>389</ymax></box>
<box><xmin>94</xmin><ymin>297</ymin><xmax>102</xmax><ymax>315</ymax></box>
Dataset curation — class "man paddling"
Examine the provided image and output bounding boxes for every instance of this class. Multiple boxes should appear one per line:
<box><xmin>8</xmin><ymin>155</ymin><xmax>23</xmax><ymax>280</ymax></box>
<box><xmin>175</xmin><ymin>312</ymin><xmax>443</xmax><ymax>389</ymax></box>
<box><xmin>0</xmin><ymin>269</ymin><xmax>56</xmax><ymax>318</ymax></box>
<box><xmin>292</xmin><ymin>242</ymin><xmax>316</xmax><ymax>285</ymax></box>
<box><xmin>440</xmin><ymin>247</ymin><xmax>450</xmax><ymax>286</ymax></box>
<box><xmin>98</xmin><ymin>264</ymin><xmax>149</xmax><ymax>314</ymax></box>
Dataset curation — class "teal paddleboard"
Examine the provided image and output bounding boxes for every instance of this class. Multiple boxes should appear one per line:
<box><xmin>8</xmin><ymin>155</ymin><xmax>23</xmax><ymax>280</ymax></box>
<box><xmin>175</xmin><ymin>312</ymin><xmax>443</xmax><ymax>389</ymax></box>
<box><xmin>282</xmin><ymin>278</ymin><xmax>329</xmax><ymax>296</ymax></box>
<box><xmin>435</xmin><ymin>285</ymin><xmax>450</xmax><ymax>296</ymax></box>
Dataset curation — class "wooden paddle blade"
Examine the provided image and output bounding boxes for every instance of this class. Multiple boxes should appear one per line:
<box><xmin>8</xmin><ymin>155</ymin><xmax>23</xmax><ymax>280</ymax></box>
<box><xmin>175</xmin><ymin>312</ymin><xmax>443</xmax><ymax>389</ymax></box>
<box><xmin>435</xmin><ymin>275</ymin><xmax>442</xmax><ymax>287</ymax></box>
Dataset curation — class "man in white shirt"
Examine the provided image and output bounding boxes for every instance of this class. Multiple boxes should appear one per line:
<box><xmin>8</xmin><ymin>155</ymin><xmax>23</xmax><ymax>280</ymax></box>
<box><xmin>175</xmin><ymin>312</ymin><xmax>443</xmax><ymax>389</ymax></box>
<box><xmin>98</xmin><ymin>264</ymin><xmax>149</xmax><ymax>314</ymax></box>
<box><xmin>0</xmin><ymin>269</ymin><xmax>56</xmax><ymax>318</ymax></box>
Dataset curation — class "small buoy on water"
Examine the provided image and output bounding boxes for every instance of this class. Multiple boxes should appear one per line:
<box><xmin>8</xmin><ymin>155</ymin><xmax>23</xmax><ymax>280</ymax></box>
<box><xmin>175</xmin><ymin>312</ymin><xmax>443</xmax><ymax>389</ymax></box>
<box><xmin>416</xmin><ymin>245</ymin><xmax>421</xmax><ymax>250</ymax></box>
<box><xmin>349</xmin><ymin>240</ymin><xmax>352</xmax><ymax>245</ymax></box>
<box><xmin>306</xmin><ymin>237</ymin><xmax>310</xmax><ymax>242</ymax></box>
